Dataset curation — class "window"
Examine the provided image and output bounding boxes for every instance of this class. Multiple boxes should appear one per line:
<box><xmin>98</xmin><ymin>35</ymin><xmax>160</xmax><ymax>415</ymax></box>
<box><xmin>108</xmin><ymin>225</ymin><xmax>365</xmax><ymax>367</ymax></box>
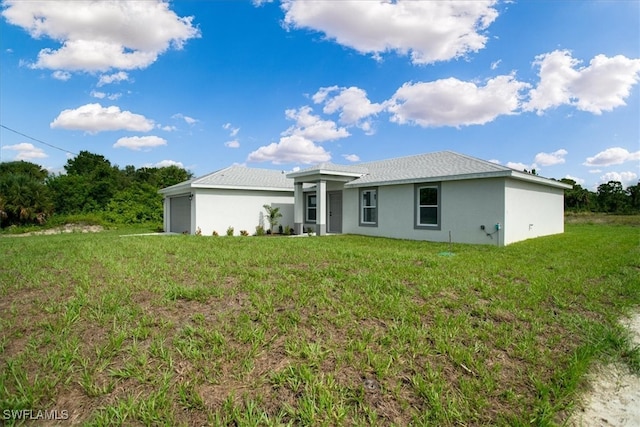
<box><xmin>306</xmin><ymin>194</ymin><xmax>317</xmax><ymax>222</ymax></box>
<box><xmin>415</xmin><ymin>184</ymin><xmax>440</xmax><ymax>229</ymax></box>
<box><xmin>360</xmin><ymin>188</ymin><xmax>377</xmax><ymax>226</ymax></box>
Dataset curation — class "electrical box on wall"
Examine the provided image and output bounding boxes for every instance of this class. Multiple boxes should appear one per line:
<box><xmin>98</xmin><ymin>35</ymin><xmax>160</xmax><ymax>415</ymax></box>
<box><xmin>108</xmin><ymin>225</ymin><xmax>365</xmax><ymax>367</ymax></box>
<box><xmin>480</xmin><ymin>225</ymin><xmax>485</xmax><ymax>230</ymax></box>
<box><xmin>495</xmin><ymin>223</ymin><xmax>501</xmax><ymax>230</ymax></box>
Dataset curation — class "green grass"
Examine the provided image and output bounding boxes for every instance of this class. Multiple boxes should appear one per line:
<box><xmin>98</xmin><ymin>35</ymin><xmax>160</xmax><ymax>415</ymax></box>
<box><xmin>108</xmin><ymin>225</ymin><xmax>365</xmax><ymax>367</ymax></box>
<box><xmin>0</xmin><ymin>220</ymin><xmax>638</xmax><ymax>425</ymax></box>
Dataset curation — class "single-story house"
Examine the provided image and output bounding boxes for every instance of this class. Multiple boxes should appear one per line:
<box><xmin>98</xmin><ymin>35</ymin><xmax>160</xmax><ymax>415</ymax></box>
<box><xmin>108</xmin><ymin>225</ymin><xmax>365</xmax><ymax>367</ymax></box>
<box><xmin>159</xmin><ymin>151</ymin><xmax>572</xmax><ymax>245</ymax></box>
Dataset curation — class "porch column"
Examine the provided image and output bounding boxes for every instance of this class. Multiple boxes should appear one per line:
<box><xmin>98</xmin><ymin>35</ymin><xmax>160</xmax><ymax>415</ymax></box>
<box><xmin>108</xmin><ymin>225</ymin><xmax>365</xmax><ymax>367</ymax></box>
<box><xmin>316</xmin><ymin>180</ymin><xmax>327</xmax><ymax>236</ymax></box>
<box><xmin>293</xmin><ymin>182</ymin><xmax>304</xmax><ymax>235</ymax></box>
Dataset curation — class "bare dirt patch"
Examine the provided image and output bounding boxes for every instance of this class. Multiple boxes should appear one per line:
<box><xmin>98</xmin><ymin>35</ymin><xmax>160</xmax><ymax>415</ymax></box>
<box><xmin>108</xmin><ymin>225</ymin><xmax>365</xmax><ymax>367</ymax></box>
<box><xmin>4</xmin><ymin>223</ymin><xmax>104</xmax><ymax>237</ymax></box>
<box><xmin>568</xmin><ymin>312</ymin><xmax>640</xmax><ymax>427</ymax></box>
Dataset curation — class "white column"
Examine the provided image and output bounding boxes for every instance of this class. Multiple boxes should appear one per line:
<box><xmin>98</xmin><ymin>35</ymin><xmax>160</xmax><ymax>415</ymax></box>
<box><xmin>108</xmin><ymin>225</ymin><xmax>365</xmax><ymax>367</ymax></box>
<box><xmin>293</xmin><ymin>182</ymin><xmax>304</xmax><ymax>235</ymax></box>
<box><xmin>316</xmin><ymin>180</ymin><xmax>327</xmax><ymax>235</ymax></box>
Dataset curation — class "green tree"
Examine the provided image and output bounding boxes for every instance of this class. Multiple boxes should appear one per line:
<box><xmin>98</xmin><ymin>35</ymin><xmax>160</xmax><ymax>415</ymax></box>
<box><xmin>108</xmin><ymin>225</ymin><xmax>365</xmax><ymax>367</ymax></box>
<box><xmin>104</xmin><ymin>182</ymin><xmax>163</xmax><ymax>224</ymax></box>
<box><xmin>0</xmin><ymin>172</ymin><xmax>53</xmax><ymax>227</ymax></box>
<box><xmin>49</xmin><ymin>151</ymin><xmax>123</xmax><ymax>214</ymax></box>
<box><xmin>626</xmin><ymin>183</ymin><xmax>640</xmax><ymax>212</ymax></box>
<box><xmin>597</xmin><ymin>181</ymin><xmax>628</xmax><ymax>213</ymax></box>
<box><xmin>0</xmin><ymin>160</ymin><xmax>49</xmax><ymax>182</ymax></box>
<box><xmin>263</xmin><ymin>204</ymin><xmax>283</xmax><ymax>233</ymax></box>
<box><xmin>560</xmin><ymin>178</ymin><xmax>594</xmax><ymax>211</ymax></box>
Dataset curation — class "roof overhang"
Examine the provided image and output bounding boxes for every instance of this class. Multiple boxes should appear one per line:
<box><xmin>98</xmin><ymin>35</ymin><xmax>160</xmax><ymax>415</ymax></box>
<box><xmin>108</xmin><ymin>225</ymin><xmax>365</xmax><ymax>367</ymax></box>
<box><xmin>287</xmin><ymin>169</ymin><xmax>366</xmax><ymax>184</ymax></box>
<box><xmin>159</xmin><ymin>183</ymin><xmax>293</xmax><ymax>196</ymax></box>
<box><xmin>344</xmin><ymin>170</ymin><xmax>573</xmax><ymax>189</ymax></box>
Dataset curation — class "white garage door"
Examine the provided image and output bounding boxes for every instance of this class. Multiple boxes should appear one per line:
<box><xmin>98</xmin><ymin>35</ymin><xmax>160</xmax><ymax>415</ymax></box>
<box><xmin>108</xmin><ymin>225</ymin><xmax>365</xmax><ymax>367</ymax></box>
<box><xmin>170</xmin><ymin>195</ymin><xmax>191</xmax><ymax>233</ymax></box>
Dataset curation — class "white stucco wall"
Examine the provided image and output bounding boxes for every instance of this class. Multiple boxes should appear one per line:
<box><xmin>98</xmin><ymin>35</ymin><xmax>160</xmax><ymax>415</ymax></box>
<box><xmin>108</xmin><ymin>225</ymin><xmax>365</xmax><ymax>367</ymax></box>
<box><xmin>504</xmin><ymin>178</ymin><xmax>565</xmax><ymax>245</ymax></box>
<box><xmin>192</xmin><ymin>189</ymin><xmax>294</xmax><ymax>236</ymax></box>
<box><xmin>343</xmin><ymin>179</ymin><xmax>507</xmax><ymax>245</ymax></box>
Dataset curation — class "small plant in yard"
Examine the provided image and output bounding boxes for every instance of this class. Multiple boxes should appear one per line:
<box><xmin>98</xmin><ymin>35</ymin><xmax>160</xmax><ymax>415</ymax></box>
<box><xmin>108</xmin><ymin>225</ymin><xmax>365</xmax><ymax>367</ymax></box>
<box><xmin>263</xmin><ymin>204</ymin><xmax>282</xmax><ymax>234</ymax></box>
<box><xmin>240</xmin><ymin>230</ymin><xmax>249</xmax><ymax>236</ymax></box>
<box><xmin>284</xmin><ymin>225</ymin><xmax>291</xmax><ymax>235</ymax></box>
<box><xmin>226</xmin><ymin>226</ymin><xmax>234</xmax><ymax>236</ymax></box>
<box><xmin>255</xmin><ymin>225</ymin><xmax>265</xmax><ymax>236</ymax></box>
<box><xmin>212</xmin><ymin>230</ymin><xmax>219</xmax><ymax>236</ymax></box>
<box><xmin>195</xmin><ymin>227</ymin><xmax>202</xmax><ymax>236</ymax></box>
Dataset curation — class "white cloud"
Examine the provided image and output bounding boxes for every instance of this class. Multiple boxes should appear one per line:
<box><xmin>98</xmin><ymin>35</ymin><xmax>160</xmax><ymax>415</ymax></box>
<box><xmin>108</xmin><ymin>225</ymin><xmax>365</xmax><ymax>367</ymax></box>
<box><xmin>113</xmin><ymin>135</ymin><xmax>167</xmax><ymax>151</ymax></box>
<box><xmin>598</xmin><ymin>171</ymin><xmax>638</xmax><ymax>188</ymax></box>
<box><xmin>90</xmin><ymin>90</ymin><xmax>121</xmax><ymax>100</ymax></box>
<box><xmin>313</xmin><ymin>86</ymin><xmax>383</xmax><ymax>134</ymax></box>
<box><xmin>343</xmin><ymin>154</ymin><xmax>360</xmax><ymax>162</ymax></box>
<box><xmin>387</xmin><ymin>75</ymin><xmax>529</xmax><ymax>127</ymax></box>
<box><xmin>1</xmin><ymin>142</ymin><xmax>47</xmax><ymax>160</ymax></box>
<box><xmin>50</xmin><ymin>103</ymin><xmax>155</xmax><ymax>133</ymax></box>
<box><xmin>283</xmin><ymin>106</ymin><xmax>350</xmax><ymax>142</ymax></box>
<box><xmin>97</xmin><ymin>71</ymin><xmax>129</xmax><ymax>87</ymax></box>
<box><xmin>225</xmin><ymin>140</ymin><xmax>240</xmax><ymax>148</ymax></box>
<box><xmin>160</xmin><ymin>125</ymin><xmax>177</xmax><ymax>132</ymax></box>
<box><xmin>223</xmin><ymin>123</ymin><xmax>240</xmax><ymax>137</ymax></box>
<box><xmin>506</xmin><ymin>161</ymin><xmax>532</xmax><ymax>172</ymax></box>
<box><xmin>534</xmin><ymin>149</ymin><xmax>568</xmax><ymax>167</ymax></box>
<box><xmin>564</xmin><ymin>175</ymin><xmax>585</xmax><ymax>186</ymax></box>
<box><xmin>52</xmin><ymin>70</ymin><xmax>71</xmax><ymax>81</ymax></box>
<box><xmin>583</xmin><ymin>147</ymin><xmax>640</xmax><ymax>167</ymax></box>
<box><xmin>490</xmin><ymin>59</ymin><xmax>502</xmax><ymax>70</ymax></box>
<box><xmin>525</xmin><ymin>50</ymin><xmax>640</xmax><ymax>114</ymax></box>
<box><xmin>247</xmin><ymin>134</ymin><xmax>331</xmax><ymax>165</ymax></box>
<box><xmin>280</xmin><ymin>0</ymin><xmax>499</xmax><ymax>64</ymax></box>
<box><xmin>172</xmin><ymin>113</ymin><xmax>198</xmax><ymax>125</ymax></box>
<box><xmin>1</xmin><ymin>0</ymin><xmax>200</xmax><ymax>73</ymax></box>
<box><xmin>152</xmin><ymin>159</ymin><xmax>184</xmax><ymax>168</ymax></box>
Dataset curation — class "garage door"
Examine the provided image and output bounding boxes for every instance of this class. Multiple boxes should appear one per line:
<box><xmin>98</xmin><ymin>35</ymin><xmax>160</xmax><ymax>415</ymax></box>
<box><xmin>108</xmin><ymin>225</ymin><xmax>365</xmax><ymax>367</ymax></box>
<box><xmin>169</xmin><ymin>195</ymin><xmax>191</xmax><ymax>233</ymax></box>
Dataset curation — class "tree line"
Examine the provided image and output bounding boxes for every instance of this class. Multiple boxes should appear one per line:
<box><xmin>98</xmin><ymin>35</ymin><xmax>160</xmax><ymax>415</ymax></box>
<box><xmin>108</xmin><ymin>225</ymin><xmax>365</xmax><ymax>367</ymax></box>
<box><xmin>0</xmin><ymin>151</ymin><xmax>192</xmax><ymax>228</ymax></box>
<box><xmin>0</xmin><ymin>151</ymin><xmax>638</xmax><ymax>229</ymax></box>
<box><xmin>559</xmin><ymin>178</ymin><xmax>639</xmax><ymax>214</ymax></box>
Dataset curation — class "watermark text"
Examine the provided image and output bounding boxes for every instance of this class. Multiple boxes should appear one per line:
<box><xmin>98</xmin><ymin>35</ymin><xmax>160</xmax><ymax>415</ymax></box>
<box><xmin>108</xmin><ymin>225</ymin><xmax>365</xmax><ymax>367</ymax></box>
<box><xmin>2</xmin><ymin>409</ymin><xmax>69</xmax><ymax>421</ymax></box>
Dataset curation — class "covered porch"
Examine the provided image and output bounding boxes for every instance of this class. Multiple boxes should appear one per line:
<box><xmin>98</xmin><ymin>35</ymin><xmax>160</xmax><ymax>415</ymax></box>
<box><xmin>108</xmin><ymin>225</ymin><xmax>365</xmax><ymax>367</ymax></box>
<box><xmin>287</xmin><ymin>164</ymin><xmax>367</xmax><ymax>236</ymax></box>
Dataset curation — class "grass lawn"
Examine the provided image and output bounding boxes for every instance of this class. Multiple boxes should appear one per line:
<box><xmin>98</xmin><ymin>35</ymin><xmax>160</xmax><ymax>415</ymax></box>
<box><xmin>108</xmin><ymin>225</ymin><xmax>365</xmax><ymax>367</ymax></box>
<box><xmin>1</xmin><ymin>220</ymin><xmax>639</xmax><ymax>426</ymax></box>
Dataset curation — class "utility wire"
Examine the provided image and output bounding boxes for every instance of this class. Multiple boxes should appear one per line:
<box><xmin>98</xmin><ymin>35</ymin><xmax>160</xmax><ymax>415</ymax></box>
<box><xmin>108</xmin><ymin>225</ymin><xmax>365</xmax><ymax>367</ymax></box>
<box><xmin>0</xmin><ymin>124</ymin><xmax>78</xmax><ymax>157</ymax></box>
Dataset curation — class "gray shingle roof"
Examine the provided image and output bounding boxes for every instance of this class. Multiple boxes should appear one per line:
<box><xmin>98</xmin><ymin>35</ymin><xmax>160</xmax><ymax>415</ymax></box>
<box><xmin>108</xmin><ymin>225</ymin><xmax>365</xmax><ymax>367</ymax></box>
<box><xmin>193</xmin><ymin>166</ymin><xmax>293</xmax><ymax>189</ymax></box>
<box><xmin>345</xmin><ymin>151</ymin><xmax>511</xmax><ymax>187</ymax></box>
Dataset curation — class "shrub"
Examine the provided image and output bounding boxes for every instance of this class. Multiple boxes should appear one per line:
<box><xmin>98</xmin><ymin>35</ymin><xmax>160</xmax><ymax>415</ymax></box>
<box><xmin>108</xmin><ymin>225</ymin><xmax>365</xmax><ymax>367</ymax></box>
<box><xmin>255</xmin><ymin>225</ymin><xmax>265</xmax><ymax>236</ymax></box>
<box><xmin>240</xmin><ymin>230</ymin><xmax>249</xmax><ymax>236</ymax></box>
<box><xmin>195</xmin><ymin>227</ymin><xmax>202</xmax><ymax>236</ymax></box>
<box><xmin>263</xmin><ymin>204</ymin><xmax>282</xmax><ymax>234</ymax></box>
<box><xmin>226</xmin><ymin>226</ymin><xmax>234</xmax><ymax>236</ymax></box>
<box><xmin>284</xmin><ymin>225</ymin><xmax>291</xmax><ymax>235</ymax></box>
<box><xmin>212</xmin><ymin>230</ymin><xmax>219</xmax><ymax>236</ymax></box>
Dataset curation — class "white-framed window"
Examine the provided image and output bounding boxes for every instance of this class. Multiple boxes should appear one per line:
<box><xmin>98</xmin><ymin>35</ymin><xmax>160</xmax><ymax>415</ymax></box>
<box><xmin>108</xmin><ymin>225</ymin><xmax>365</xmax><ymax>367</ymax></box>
<box><xmin>415</xmin><ymin>184</ymin><xmax>440</xmax><ymax>229</ymax></box>
<box><xmin>360</xmin><ymin>188</ymin><xmax>377</xmax><ymax>226</ymax></box>
<box><xmin>306</xmin><ymin>194</ymin><xmax>317</xmax><ymax>222</ymax></box>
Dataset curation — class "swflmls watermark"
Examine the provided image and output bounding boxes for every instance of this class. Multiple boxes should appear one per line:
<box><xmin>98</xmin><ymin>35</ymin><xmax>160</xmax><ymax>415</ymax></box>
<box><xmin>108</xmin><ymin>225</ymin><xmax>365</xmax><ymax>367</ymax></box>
<box><xmin>2</xmin><ymin>409</ymin><xmax>69</xmax><ymax>421</ymax></box>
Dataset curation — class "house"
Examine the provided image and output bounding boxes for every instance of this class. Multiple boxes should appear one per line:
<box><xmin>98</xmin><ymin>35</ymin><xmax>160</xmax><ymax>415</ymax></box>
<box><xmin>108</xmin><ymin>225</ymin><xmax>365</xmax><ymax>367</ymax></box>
<box><xmin>159</xmin><ymin>166</ymin><xmax>295</xmax><ymax>235</ymax></box>
<box><xmin>160</xmin><ymin>151</ymin><xmax>571</xmax><ymax>245</ymax></box>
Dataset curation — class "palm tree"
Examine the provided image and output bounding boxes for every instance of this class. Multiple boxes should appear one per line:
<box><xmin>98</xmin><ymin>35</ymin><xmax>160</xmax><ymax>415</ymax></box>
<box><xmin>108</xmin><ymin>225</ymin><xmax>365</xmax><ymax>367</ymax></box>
<box><xmin>263</xmin><ymin>204</ymin><xmax>282</xmax><ymax>234</ymax></box>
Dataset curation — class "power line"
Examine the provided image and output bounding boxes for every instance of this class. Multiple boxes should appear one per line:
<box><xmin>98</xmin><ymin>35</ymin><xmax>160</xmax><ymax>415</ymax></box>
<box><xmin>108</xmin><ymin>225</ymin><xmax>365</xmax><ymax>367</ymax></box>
<box><xmin>0</xmin><ymin>124</ymin><xmax>78</xmax><ymax>157</ymax></box>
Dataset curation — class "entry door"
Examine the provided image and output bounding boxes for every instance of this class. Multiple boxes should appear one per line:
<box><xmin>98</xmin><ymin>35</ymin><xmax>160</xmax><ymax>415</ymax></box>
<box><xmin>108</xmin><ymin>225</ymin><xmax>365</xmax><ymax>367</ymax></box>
<box><xmin>327</xmin><ymin>191</ymin><xmax>343</xmax><ymax>233</ymax></box>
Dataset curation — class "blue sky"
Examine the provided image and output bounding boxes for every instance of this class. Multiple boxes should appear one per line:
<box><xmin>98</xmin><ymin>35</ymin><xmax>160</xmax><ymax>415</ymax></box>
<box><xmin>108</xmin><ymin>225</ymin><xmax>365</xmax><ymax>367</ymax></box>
<box><xmin>1</xmin><ymin>0</ymin><xmax>638</xmax><ymax>190</ymax></box>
